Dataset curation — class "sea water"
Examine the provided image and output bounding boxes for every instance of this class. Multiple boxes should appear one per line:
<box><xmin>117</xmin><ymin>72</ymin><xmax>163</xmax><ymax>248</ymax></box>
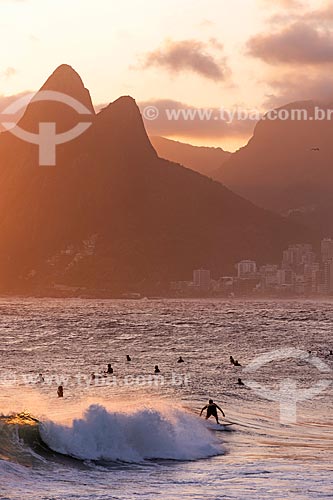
<box><xmin>0</xmin><ymin>298</ymin><xmax>332</xmax><ymax>499</ymax></box>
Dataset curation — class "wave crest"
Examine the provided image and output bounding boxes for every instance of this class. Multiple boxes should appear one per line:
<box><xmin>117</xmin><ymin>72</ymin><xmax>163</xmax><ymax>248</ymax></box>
<box><xmin>39</xmin><ymin>404</ymin><xmax>223</xmax><ymax>462</ymax></box>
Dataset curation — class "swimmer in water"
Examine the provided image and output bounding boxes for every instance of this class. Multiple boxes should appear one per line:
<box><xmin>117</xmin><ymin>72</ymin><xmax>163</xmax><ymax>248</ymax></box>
<box><xmin>126</xmin><ymin>355</ymin><xmax>131</xmax><ymax>362</ymax></box>
<box><xmin>57</xmin><ymin>385</ymin><xmax>63</xmax><ymax>398</ymax></box>
<box><xmin>237</xmin><ymin>378</ymin><xmax>245</xmax><ymax>386</ymax></box>
<box><xmin>177</xmin><ymin>356</ymin><xmax>184</xmax><ymax>363</ymax></box>
<box><xmin>154</xmin><ymin>365</ymin><xmax>160</xmax><ymax>374</ymax></box>
<box><xmin>106</xmin><ymin>364</ymin><xmax>113</xmax><ymax>374</ymax></box>
<box><xmin>37</xmin><ymin>373</ymin><xmax>44</xmax><ymax>383</ymax></box>
<box><xmin>200</xmin><ymin>399</ymin><xmax>225</xmax><ymax>424</ymax></box>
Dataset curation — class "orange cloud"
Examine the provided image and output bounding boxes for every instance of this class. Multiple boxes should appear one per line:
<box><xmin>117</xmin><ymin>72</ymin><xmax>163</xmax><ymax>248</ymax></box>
<box><xmin>259</xmin><ymin>0</ymin><xmax>304</xmax><ymax>7</ymax></box>
<box><xmin>0</xmin><ymin>91</ymin><xmax>32</xmax><ymax>131</ymax></box>
<box><xmin>141</xmin><ymin>39</ymin><xmax>229</xmax><ymax>81</ymax></box>
<box><xmin>1</xmin><ymin>67</ymin><xmax>17</xmax><ymax>78</ymax></box>
<box><xmin>247</xmin><ymin>22</ymin><xmax>333</xmax><ymax>64</ymax></box>
<box><xmin>264</xmin><ymin>74</ymin><xmax>333</xmax><ymax>108</ymax></box>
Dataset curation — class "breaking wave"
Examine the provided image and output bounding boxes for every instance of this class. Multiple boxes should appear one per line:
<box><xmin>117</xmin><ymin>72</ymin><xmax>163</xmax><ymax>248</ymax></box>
<box><xmin>40</xmin><ymin>404</ymin><xmax>223</xmax><ymax>462</ymax></box>
<box><xmin>0</xmin><ymin>403</ymin><xmax>223</xmax><ymax>467</ymax></box>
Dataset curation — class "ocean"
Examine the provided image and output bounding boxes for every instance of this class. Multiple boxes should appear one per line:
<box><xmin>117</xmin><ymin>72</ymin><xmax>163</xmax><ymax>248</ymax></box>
<box><xmin>0</xmin><ymin>298</ymin><xmax>332</xmax><ymax>500</ymax></box>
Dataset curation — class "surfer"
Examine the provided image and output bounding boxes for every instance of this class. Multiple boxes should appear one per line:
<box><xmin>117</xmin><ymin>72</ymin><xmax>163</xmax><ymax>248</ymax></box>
<box><xmin>154</xmin><ymin>365</ymin><xmax>160</xmax><ymax>374</ymax></box>
<box><xmin>57</xmin><ymin>385</ymin><xmax>63</xmax><ymax>398</ymax></box>
<box><xmin>177</xmin><ymin>356</ymin><xmax>184</xmax><ymax>363</ymax></box>
<box><xmin>200</xmin><ymin>399</ymin><xmax>225</xmax><ymax>424</ymax></box>
<box><xmin>126</xmin><ymin>355</ymin><xmax>131</xmax><ymax>361</ymax></box>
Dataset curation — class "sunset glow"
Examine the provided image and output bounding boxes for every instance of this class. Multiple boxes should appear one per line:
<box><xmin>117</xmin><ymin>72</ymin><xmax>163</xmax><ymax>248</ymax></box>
<box><xmin>0</xmin><ymin>0</ymin><xmax>330</xmax><ymax>150</ymax></box>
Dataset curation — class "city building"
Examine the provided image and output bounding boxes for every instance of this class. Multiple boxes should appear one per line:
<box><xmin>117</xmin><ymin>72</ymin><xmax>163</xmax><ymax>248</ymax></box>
<box><xmin>282</xmin><ymin>244</ymin><xmax>315</xmax><ymax>271</ymax></box>
<box><xmin>236</xmin><ymin>260</ymin><xmax>257</xmax><ymax>278</ymax></box>
<box><xmin>193</xmin><ymin>269</ymin><xmax>211</xmax><ymax>289</ymax></box>
<box><xmin>323</xmin><ymin>261</ymin><xmax>333</xmax><ymax>294</ymax></box>
<box><xmin>321</xmin><ymin>238</ymin><xmax>333</xmax><ymax>263</ymax></box>
<box><xmin>259</xmin><ymin>264</ymin><xmax>279</xmax><ymax>290</ymax></box>
<box><xmin>170</xmin><ymin>238</ymin><xmax>333</xmax><ymax>297</ymax></box>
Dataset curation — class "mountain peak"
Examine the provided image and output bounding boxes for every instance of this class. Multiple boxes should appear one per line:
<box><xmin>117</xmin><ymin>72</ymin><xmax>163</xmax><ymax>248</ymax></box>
<box><xmin>39</xmin><ymin>64</ymin><xmax>94</xmax><ymax>113</ymax></box>
<box><xmin>95</xmin><ymin>95</ymin><xmax>157</xmax><ymax>159</ymax></box>
<box><xmin>51</xmin><ymin>64</ymin><xmax>80</xmax><ymax>76</ymax></box>
<box><xmin>16</xmin><ymin>64</ymin><xmax>95</xmax><ymax>134</ymax></box>
<box><xmin>99</xmin><ymin>96</ymin><xmax>139</xmax><ymax>116</ymax></box>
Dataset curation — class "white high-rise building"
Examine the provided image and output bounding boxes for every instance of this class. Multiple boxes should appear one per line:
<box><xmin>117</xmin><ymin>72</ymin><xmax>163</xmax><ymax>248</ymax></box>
<box><xmin>323</xmin><ymin>260</ymin><xmax>333</xmax><ymax>293</ymax></box>
<box><xmin>236</xmin><ymin>260</ymin><xmax>257</xmax><ymax>278</ymax></box>
<box><xmin>193</xmin><ymin>269</ymin><xmax>211</xmax><ymax>289</ymax></box>
<box><xmin>282</xmin><ymin>244</ymin><xmax>315</xmax><ymax>270</ymax></box>
<box><xmin>321</xmin><ymin>238</ymin><xmax>333</xmax><ymax>263</ymax></box>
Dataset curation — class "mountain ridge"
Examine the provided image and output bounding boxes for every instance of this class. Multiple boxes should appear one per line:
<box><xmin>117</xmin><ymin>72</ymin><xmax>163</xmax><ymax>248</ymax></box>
<box><xmin>0</xmin><ymin>65</ymin><xmax>317</xmax><ymax>295</ymax></box>
<box><xmin>150</xmin><ymin>135</ymin><xmax>231</xmax><ymax>177</ymax></box>
<box><xmin>214</xmin><ymin>99</ymin><xmax>333</xmax><ymax>233</ymax></box>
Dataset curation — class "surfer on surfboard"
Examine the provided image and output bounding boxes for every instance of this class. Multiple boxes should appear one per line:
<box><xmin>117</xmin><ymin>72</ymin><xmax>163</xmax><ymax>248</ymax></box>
<box><xmin>200</xmin><ymin>399</ymin><xmax>225</xmax><ymax>424</ymax></box>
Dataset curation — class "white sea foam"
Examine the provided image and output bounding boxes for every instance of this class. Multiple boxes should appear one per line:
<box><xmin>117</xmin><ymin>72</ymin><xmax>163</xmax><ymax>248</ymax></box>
<box><xmin>39</xmin><ymin>403</ymin><xmax>223</xmax><ymax>462</ymax></box>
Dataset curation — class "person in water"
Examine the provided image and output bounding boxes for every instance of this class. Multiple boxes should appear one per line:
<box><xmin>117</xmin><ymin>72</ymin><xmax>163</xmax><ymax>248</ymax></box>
<box><xmin>230</xmin><ymin>356</ymin><xmax>241</xmax><ymax>366</ymax></box>
<box><xmin>154</xmin><ymin>365</ymin><xmax>160</xmax><ymax>374</ymax></box>
<box><xmin>37</xmin><ymin>373</ymin><xmax>44</xmax><ymax>383</ymax></box>
<box><xmin>106</xmin><ymin>364</ymin><xmax>113</xmax><ymax>374</ymax></box>
<box><xmin>237</xmin><ymin>378</ymin><xmax>245</xmax><ymax>386</ymax></box>
<box><xmin>177</xmin><ymin>356</ymin><xmax>184</xmax><ymax>363</ymax></box>
<box><xmin>126</xmin><ymin>355</ymin><xmax>131</xmax><ymax>362</ymax></box>
<box><xmin>200</xmin><ymin>399</ymin><xmax>225</xmax><ymax>424</ymax></box>
<box><xmin>57</xmin><ymin>385</ymin><xmax>63</xmax><ymax>398</ymax></box>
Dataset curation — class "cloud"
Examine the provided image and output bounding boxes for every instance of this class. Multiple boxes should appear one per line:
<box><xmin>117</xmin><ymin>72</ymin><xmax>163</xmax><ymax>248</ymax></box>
<box><xmin>247</xmin><ymin>22</ymin><xmax>333</xmax><ymax>64</ymax></box>
<box><xmin>28</xmin><ymin>34</ymin><xmax>39</xmax><ymax>42</ymax></box>
<box><xmin>141</xmin><ymin>39</ymin><xmax>229</xmax><ymax>81</ymax></box>
<box><xmin>0</xmin><ymin>91</ymin><xmax>32</xmax><ymax>131</ymax></box>
<box><xmin>259</xmin><ymin>0</ymin><xmax>304</xmax><ymax>7</ymax></box>
<box><xmin>198</xmin><ymin>19</ymin><xmax>215</xmax><ymax>29</ymax></box>
<box><xmin>303</xmin><ymin>3</ymin><xmax>333</xmax><ymax>22</ymax></box>
<box><xmin>1</xmin><ymin>67</ymin><xmax>17</xmax><ymax>78</ymax></box>
<box><xmin>268</xmin><ymin>1</ymin><xmax>333</xmax><ymax>26</ymax></box>
<box><xmin>264</xmin><ymin>74</ymin><xmax>333</xmax><ymax>108</ymax></box>
<box><xmin>138</xmin><ymin>99</ymin><xmax>256</xmax><ymax>140</ymax></box>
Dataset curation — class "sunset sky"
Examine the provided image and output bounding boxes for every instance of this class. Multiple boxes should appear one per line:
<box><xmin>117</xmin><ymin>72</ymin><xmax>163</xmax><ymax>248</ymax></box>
<box><xmin>0</xmin><ymin>0</ymin><xmax>332</xmax><ymax>150</ymax></box>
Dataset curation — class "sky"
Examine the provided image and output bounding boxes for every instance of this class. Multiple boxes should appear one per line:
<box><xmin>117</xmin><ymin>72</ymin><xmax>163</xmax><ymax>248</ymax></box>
<box><xmin>0</xmin><ymin>0</ymin><xmax>332</xmax><ymax>150</ymax></box>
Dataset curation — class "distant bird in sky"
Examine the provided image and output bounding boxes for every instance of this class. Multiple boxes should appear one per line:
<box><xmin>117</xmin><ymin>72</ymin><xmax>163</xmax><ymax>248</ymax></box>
<box><xmin>311</xmin><ymin>147</ymin><xmax>320</xmax><ymax>151</ymax></box>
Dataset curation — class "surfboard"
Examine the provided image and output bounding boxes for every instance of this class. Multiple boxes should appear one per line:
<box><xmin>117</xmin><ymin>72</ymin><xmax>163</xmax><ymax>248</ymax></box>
<box><xmin>205</xmin><ymin>422</ymin><xmax>234</xmax><ymax>431</ymax></box>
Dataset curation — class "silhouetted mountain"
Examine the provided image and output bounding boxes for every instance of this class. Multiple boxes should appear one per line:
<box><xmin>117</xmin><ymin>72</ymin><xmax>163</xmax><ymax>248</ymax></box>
<box><xmin>0</xmin><ymin>67</ymin><xmax>316</xmax><ymax>295</ymax></box>
<box><xmin>215</xmin><ymin>101</ymin><xmax>333</xmax><ymax>234</ymax></box>
<box><xmin>150</xmin><ymin>136</ymin><xmax>230</xmax><ymax>177</ymax></box>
